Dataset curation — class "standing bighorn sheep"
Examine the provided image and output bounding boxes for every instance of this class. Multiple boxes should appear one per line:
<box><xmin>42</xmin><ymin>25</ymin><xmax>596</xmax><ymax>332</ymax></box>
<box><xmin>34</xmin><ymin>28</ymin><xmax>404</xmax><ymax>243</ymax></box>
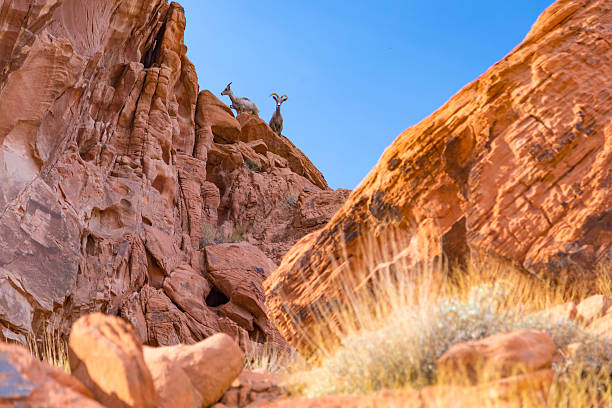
<box><xmin>221</xmin><ymin>82</ymin><xmax>260</xmax><ymax>116</ymax></box>
<box><xmin>269</xmin><ymin>93</ymin><xmax>288</xmax><ymax>136</ymax></box>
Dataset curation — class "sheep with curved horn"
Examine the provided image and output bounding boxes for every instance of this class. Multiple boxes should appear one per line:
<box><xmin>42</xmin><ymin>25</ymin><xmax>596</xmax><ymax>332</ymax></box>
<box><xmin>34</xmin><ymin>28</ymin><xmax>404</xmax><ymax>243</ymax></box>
<box><xmin>269</xmin><ymin>93</ymin><xmax>288</xmax><ymax>136</ymax></box>
<box><xmin>221</xmin><ymin>82</ymin><xmax>260</xmax><ymax>116</ymax></box>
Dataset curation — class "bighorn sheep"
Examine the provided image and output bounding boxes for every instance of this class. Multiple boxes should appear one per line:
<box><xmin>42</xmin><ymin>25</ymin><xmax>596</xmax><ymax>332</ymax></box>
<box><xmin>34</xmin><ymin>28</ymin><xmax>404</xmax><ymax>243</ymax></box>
<box><xmin>269</xmin><ymin>93</ymin><xmax>288</xmax><ymax>136</ymax></box>
<box><xmin>221</xmin><ymin>82</ymin><xmax>260</xmax><ymax>116</ymax></box>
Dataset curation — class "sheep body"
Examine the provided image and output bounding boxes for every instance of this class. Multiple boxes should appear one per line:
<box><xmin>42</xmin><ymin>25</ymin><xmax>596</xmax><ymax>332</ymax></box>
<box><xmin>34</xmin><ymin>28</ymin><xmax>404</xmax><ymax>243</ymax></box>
<box><xmin>269</xmin><ymin>93</ymin><xmax>288</xmax><ymax>136</ymax></box>
<box><xmin>221</xmin><ymin>83</ymin><xmax>259</xmax><ymax>116</ymax></box>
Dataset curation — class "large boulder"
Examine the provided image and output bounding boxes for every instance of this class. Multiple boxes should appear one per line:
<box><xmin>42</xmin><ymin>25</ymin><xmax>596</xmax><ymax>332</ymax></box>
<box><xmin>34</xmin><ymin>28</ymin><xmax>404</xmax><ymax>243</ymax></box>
<box><xmin>143</xmin><ymin>333</ymin><xmax>244</xmax><ymax>408</ymax></box>
<box><xmin>0</xmin><ymin>342</ymin><xmax>103</xmax><ymax>407</ymax></box>
<box><xmin>68</xmin><ymin>313</ymin><xmax>158</xmax><ymax>408</ymax></box>
<box><xmin>196</xmin><ymin>90</ymin><xmax>241</xmax><ymax>145</ymax></box>
<box><xmin>576</xmin><ymin>295</ymin><xmax>612</xmax><ymax>325</ymax></box>
<box><xmin>204</xmin><ymin>243</ymin><xmax>287</xmax><ymax>348</ymax></box>
<box><xmin>437</xmin><ymin>329</ymin><xmax>558</xmax><ymax>383</ymax></box>
<box><xmin>265</xmin><ymin>0</ymin><xmax>612</xmax><ymax>350</ymax></box>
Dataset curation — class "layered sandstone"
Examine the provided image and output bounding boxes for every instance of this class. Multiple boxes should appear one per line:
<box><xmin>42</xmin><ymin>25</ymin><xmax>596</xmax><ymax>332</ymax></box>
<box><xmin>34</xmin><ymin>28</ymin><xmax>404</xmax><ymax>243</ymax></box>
<box><xmin>266</xmin><ymin>0</ymin><xmax>612</xmax><ymax>349</ymax></box>
<box><xmin>0</xmin><ymin>0</ymin><xmax>347</xmax><ymax>348</ymax></box>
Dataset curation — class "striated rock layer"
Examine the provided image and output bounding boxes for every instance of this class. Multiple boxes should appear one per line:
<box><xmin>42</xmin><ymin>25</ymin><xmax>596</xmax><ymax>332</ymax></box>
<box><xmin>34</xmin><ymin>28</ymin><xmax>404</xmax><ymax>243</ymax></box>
<box><xmin>0</xmin><ymin>1</ymin><xmax>348</xmax><ymax>348</ymax></box>
<box><xmin>266</xmin><ymin>0</ymin><xmax>612</xmax><ymax>350</ymax></box>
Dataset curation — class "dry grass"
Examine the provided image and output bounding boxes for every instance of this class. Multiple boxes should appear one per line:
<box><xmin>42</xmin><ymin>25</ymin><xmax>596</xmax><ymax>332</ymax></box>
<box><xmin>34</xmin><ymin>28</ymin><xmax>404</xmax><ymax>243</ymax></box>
<box><xmin>200</xmin><ymin>221</ymin><xmax>246</xmax><ymax>248</ymax></box>
<box><xmin>275</xmin><ymin>230</ymin><xmax>612</xmax><ymax>406</ymax></box>
<box><xmin>244</xmin><ymin>341</ymin><xmax>298</xmax><ymax>374</ymax></box>
<box><xmin>27</xmin><ymin>327</ymin><xmax>70</xmax><ymax>372</ymax></box>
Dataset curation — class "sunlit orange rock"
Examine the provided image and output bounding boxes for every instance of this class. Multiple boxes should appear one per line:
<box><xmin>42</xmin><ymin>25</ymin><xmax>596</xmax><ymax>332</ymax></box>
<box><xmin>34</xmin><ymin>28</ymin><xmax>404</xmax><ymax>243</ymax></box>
<box><xmin>437</xmin><ymin>329</ymin><xmax>557</xmax><ymax>383</ymax></box>
<box><xmin>68</xmin><ymin>313</ymin><xmax>158</xmax><ymax>408</ymax></box>
<box><xmin>265</xmin><ymin>0</ymin><xmax>612</xmax><ymax>350</ymax></box>
<box><xmin>0</xmin><ymin>342</ymin><xmax>103</xmax><ymax>407</ymax></box>
<box><xmin>576</xmin><ymin>295</ymin><xmax>612</xmax><ymax>325</ymax></box>
<box><xmin>143</xmin><ymin>333</ymin><xmax>244</xmax><ymax>408</ymax></box>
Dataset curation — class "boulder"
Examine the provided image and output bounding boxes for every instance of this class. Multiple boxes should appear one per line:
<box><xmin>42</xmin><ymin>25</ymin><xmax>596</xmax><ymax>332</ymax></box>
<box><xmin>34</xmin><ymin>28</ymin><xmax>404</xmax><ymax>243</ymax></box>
<box><xmin>541</xmin><ymin>301</ymin><xmax>577</xmax><ymax>322</ymax></box>
<box><xmin>143</xmin><ymin>333</ymin><xmax>244</xmax><ymax>408</ymax></box>
<box><xmin>68</xmin><ymin>313</ymin><xmax>158</xmax><ymax>408</ymax></box>
<box><xmin>219</xmin><ymin>370</ymin><xmax>286</xmax><ymax>407</ymax></box>
<box><xmin>576</xmin><ymin>295</ymin><xmax>612</xmax><ymax>325</ymax></box>
<box><xmin>437</xmin><ymin>329</ymin><xmax>558</xmax><ymax>383</ymax></box>
<box><xmin>587</xmin><ymin>310</ymin><xmax>612</xmax><ymax>339</ymax></box>
<box><xmin>0</xmin><ymin>342</ymin><xmax>103</xmax><ymax>407</ymax></box>
<box><xmin>205</xmin><ymin>243</ymin><xmax>277</xmax><ymax>318</ymax></box>
<box><xmin>196</xmin><ymin>90</ymin><xmax>242</xmax><ymax>144</ymax></box>
<box><xmin>265</xmin><ymin>0</ymin><xmax>612</xmax><ymax>350</ymax></box>
<box><xmin>203</xmin><ymin>243</ymin><xmax>288</xmax><ymax>349</ymax></box>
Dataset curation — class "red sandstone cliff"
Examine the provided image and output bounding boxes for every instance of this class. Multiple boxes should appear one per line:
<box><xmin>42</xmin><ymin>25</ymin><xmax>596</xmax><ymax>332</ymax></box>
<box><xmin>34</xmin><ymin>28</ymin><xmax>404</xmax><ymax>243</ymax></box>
<box><xmin>265</xmin><ymin>0</ymin><xmax>612</xmax><ymax>350</ymax></box>
<box><xmin>0</xmin><ymin>0</ymin><xmax>348</xmax><ymax>349</ymax></box>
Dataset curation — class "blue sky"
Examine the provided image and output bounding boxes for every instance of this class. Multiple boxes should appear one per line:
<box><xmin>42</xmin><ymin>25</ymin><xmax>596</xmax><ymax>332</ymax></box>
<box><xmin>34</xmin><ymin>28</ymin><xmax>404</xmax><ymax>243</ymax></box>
<box><xmin>180</xmin><ymin>1</ymin><xmax>554</xmax><ymax>189</ymax></box>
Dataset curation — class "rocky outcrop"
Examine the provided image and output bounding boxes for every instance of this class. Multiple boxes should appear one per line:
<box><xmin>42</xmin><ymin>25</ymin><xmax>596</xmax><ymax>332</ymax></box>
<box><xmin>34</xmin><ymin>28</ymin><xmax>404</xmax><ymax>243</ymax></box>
<box><xmin>265</xmin><ymin>0</ymin><xmax>612</xmax><ymax>349</ymax></box>
<box><xmin>0</xmin><ymin>0</ymin><xmax>348</xmax><ymax>348</ymax></box>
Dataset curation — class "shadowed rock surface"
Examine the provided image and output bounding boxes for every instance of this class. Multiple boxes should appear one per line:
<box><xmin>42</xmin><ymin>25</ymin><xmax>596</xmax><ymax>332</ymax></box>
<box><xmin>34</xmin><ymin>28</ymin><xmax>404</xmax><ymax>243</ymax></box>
<box><xmin>265</xmin><ymin>0</ymin><xmax>612</xmax><ymax>351</ymax></box>
<box><xmin>0</xmin><ymin>0</ymin><xmax>348</xmax><ymax>349</ymax></box>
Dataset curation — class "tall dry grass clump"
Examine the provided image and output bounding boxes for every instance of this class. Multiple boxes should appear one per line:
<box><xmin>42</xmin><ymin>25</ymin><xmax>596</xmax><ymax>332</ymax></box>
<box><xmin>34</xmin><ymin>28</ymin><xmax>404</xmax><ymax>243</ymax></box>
<box><xmin>281</xmin><ymin>229</ymin><xmax>611</xmax><ymax>406</ymax></box>
<box><xmin>26</xmin><ymin>326</ymin><xmax>70</xmax><ymax>372</ymax></box>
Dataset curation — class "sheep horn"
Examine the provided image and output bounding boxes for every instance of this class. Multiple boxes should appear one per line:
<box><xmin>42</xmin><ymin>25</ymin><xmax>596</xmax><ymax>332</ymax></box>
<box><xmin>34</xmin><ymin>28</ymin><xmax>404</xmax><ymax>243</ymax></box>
<box><xmin>281</xmin><ymin>95</ymin><xmax>288</xmax><ymax>101</ymax></box>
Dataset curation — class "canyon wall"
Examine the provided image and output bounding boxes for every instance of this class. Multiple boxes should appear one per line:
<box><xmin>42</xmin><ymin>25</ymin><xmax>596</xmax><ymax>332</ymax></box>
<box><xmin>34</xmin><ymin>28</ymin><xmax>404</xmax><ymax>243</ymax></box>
<box><xmin>0</xmin><ymin>0</ymin><xmax>348</xmax><ymax>349</ymax></box>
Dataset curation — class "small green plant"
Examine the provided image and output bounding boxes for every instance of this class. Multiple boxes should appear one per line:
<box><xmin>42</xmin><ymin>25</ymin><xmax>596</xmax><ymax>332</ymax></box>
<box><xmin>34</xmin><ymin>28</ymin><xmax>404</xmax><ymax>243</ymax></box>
<box><xmin>245</xmin><ymin>158</ymin><xmax>263</xmax><ymax>173</ymax></box>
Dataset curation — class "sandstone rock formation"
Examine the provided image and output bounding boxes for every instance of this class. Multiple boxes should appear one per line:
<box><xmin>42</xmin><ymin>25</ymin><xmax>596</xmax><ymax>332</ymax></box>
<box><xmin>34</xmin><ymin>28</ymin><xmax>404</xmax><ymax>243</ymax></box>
<box><xmin>216</xmin><ymin>371</ymin><xmax>286</xmax><ymax>408</ymax></box>
<box><xmin>69</xmin><ymin>313</ymin><xmax>158</xmax><ymax>408</ymax></box>
<box><xmin>437</xmin><ymin>329</ymin><xmax>558</xmax><ymax>384</ymax></box>
<box><xmin>266</xmin><ymin>0</ymin><xmax>612</xmax><ymax>349</ymax></box>
<box><xmin>0</xmin><ymin>0</ymin><xmax>348</xmax><ymax>348</ymax></box>
<box><xmin>0</xmin><ymin>341</ymin><xmax>103</xmax><ymax>407</ymax></box>
<box><xmin>144</xmin><ymin>333</ymin><xmax>244</xmax><ymax>408</ymax></box>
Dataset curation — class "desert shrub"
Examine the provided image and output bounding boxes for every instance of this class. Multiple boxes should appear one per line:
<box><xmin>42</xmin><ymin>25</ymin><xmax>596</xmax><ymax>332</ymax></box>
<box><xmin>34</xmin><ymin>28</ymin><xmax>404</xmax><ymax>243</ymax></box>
<box><xmin>286</xmin><ymin>193</ymin><xmax>300</xmax><ymax>208</ymax></box>
<box><xmin>244</xmin><ymin>341</ymin><xmax>299</xmax><ymax>374</ymax></box>
<box><xmin>228</xmin><ymin>224</ymin><xmax>246</xmax><ymax>243</ymax></box>
<box><xmin>290</xmin><ymin>230</ymin><xmax>612</xmax><ymax>401</ymax></box>
<box><xmin>301</xmin><ymin>279</ymin><xmax>612</xmax><ymax>397</ymax></box>
<box><xmin>199</xmin><ymin>222</ymin><xmax>246</xmax><ymax>248</ymax></box>
<box><xmin>245</xmin><ymin>158</ymin><xmax>263</xmax><ymax>173</ymax></box>
<box><xmin>200</xmin><ymin>222</ymin><xmax>223</xmax><ymax>248</ymax></box>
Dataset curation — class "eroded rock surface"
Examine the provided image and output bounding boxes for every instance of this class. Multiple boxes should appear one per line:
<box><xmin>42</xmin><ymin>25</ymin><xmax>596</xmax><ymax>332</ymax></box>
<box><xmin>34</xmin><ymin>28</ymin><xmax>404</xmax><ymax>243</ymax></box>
<box><xmin>69</xmin><ymin>313</ymin><xmax>158</xmax><ymax>408</ymax></box>
<box><xmin>0</xmin><ymin>0</ymin><xmax>348</xmax><ymax>348</ymax></box>
<box><xmin>266</xmin><ymin>0</ymin><xmax>612</xmax><ymax>350</ymax></box>
<box><xmin>0</xmin><ymin>342</ymin><xmax>103</xmax><ymax>407</ymax></box>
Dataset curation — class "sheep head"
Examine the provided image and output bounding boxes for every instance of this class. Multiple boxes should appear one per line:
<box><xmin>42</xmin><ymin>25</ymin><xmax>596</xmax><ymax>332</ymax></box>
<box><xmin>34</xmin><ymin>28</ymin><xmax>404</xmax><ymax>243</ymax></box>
<box><xmin>221</xmin><ymin>82</ymin><xmax>232</xmax><ymax>96</ymax></box>
<box><xmin>270</xmin><ymin>93</ymin><xmax>288</xmax><ymax>107</ymax></box>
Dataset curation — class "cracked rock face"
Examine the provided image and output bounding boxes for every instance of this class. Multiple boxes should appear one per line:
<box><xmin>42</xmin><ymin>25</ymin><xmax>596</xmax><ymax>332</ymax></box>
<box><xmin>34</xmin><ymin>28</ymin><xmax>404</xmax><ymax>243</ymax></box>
<box><xmin>0</xmin><ymin>0</ymin><xmax>348</xmax><ymax>348</ymax></box>
<box><xmin>265</xmin><ymin>0</ymin><xmax>612</xmax><ymax>351</ymax></box>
